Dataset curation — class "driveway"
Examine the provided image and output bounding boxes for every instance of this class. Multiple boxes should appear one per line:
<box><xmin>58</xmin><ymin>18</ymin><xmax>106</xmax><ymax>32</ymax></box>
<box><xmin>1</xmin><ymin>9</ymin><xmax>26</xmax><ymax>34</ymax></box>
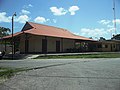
<box><xmin>0</xmin><ymin>58</ymin><xmax>120</xmax><ymax>90</ymax></box>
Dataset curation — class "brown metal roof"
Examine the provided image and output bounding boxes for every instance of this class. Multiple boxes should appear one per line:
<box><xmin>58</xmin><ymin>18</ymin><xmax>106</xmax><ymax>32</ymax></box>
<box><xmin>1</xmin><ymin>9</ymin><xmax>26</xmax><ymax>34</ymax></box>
<box><xmin>3</xmin><ymin>22</ymin><xmax>94</xmax><ymax>41</ymax></box>
<box><xmin>24</xmin><ymin>22</ymin><xmax>93</xmax><ymax>41</ymax></box>
<box><xmin>3</xmin><ymin>32</ymin><xmax>22</xmax><ymax>39</ymax></box>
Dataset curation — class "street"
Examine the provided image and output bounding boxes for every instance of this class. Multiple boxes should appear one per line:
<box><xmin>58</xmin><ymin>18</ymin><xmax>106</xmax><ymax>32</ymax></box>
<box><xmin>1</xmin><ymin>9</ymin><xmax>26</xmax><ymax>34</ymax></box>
<box><xmin>0</xmin><ymin>58</ymin><xmax>120</xmax><ymax>90</ymax></box>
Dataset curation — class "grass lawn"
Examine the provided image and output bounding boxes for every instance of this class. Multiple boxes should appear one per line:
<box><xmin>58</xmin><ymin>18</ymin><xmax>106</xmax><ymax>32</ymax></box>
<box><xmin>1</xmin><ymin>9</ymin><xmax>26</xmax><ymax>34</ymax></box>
<box><xmin>0</xmin><ymin>67</ymin><xmax>26</xmax><ymax>83</ymax></box>
<box><xmin>0</xmin><ymin>67</ymin><xmax>22</xmax><ymax>78</ymax></box>
<box><xmin>34</xmin><ymin>53</ymin><xmax>120</xmax><ymax>59</ymax></box>
<box><xmin>0</xmin><ymin>67</ymin><xmax>41</xmax><ymax>83</ymax></box>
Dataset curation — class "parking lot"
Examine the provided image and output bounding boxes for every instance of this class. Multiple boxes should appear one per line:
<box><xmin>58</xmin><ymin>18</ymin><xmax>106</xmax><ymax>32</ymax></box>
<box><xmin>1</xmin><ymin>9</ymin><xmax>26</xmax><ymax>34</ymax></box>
<box><xmin>0</xmin><ymin>58</ymin><xmax>120</xmax><ymax>90</ymax></box>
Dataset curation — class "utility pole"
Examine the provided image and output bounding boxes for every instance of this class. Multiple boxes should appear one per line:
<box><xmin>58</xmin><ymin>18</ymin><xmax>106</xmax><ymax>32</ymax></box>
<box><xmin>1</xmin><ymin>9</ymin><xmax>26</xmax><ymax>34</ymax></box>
<box><xmin>113</xmin><ymin>0</ymin><xmax>117</xmax><ymax>34</ymax></box>
<box><xmin>12</xmin><ymin>12</ymin><xmax>17</xmax><ymax>60</ymax></box>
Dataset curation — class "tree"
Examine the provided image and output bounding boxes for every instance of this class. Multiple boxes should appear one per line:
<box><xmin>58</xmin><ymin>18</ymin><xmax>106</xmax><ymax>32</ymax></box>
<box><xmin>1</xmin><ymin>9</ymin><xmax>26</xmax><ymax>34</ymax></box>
<box><xmin>99</xmin><ymin>37</ymin><xmax>106</xmax><ymax>41</ymax></box>
<box><xmin>0</xmin><ymin>27</ymin><xmax>11</xmax><ymax>38</ymax></box>
<box><xmin>111</xmin><ymin>34</ymin><xmax>120</xmax><ymax>40</ymax></box>
<box><xmin>0</xmin><ymin>27</ymin><xmax>11</xmax><ymax>52</ymax></box>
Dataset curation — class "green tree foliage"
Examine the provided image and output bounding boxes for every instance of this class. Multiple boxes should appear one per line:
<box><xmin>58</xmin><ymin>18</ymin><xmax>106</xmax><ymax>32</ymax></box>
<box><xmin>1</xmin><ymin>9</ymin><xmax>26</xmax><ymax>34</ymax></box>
<box><xmin>0</xmin><ymin>27</ymin><xmax>11</xmax><ymax>37</ymax></box>
<box><xmin>99</xmin><ymin>37</ymin><xmax>106</xmax><ymax>41</ymax></box>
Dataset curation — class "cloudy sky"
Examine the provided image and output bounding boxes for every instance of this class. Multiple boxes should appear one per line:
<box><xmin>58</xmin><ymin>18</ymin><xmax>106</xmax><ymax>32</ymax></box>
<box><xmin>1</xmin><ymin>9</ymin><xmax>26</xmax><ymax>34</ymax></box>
<box><xmin>0</xmin><ymin>0</ymin><xmax>120</xmax><ymax>39</ymax></box>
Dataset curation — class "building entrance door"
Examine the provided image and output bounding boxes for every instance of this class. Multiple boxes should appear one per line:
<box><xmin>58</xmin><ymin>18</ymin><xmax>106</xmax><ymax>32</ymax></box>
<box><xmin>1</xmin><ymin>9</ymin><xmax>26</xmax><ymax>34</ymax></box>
<box><xmin>56</xmin><ymin>41</ymin><xmax>60</xmax><ymax>52</ymax></box>
<box><xmin>42</xmin><ymin>39</ymin><xmax>47</xmax><ymax>53</ymax></box>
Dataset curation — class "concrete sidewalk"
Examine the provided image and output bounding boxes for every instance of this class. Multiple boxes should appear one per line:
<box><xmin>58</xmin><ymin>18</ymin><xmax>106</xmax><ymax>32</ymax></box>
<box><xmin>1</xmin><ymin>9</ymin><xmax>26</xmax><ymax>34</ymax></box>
<box><xmin>2</xmin><ymin>52</ymin><xmax>120</xmax><ymax>60</ymax></box>
<box><xmin>2</xmin><ymin>52</ymin><xmax>99</xmax><ymax>59</ymax></box>
<box><xmin>25</xmin><ymin>52</ymin><xmax>120</xmax><ymax>59</ymax></box>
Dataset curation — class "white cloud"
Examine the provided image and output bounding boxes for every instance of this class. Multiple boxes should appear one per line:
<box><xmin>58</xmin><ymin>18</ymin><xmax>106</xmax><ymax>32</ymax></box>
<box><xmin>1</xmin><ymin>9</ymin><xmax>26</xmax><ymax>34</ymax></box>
<box><xmin>107</xmin><ymin>24</ymin><xmax>113</xmax><ymax>28</ymax></box>
<box><xmin>50</xmin><ymin>7</ymin><xmax>67</xmax><ymax>16</ymax></box>
<box><xmin>23</xmin><ymin>4</ymin><xmax>33</xmax><ymax>9</ymax></box>
<box><xmin>99</xmin><ymin>19</ymin><xmax>120</xmax><ymax>25</ymax></box>
<box><xmin>80</xmin><ymin>28</ymin><xmax>108</xmax><ymax>38</ymax></box>
<box><xmin>0</xmin><ymin>12</ymin><xmax>30</xmax><ymax>24</ymax></box>
<box><xmin>53</xmin><ymin>19</ymin><xmax>57</xmax><ymax>23</ymax></box>
<box><xmin>0</xmin><ymin>11</ymin><xmax>57</xmax><ymax>24</ymax></box>
<box><xmin>46</xmin><ymin>19</ymin><xmax>50</xmax><ymax>21</ymax></box>
<box><xmin>107</xmin><ymin>28</ymin><xmax>114</xmax><ymax>33</ymax></box>
<box><xmin>50</xmin><ymin>6</ymin><xmax>80</xmax><ymax>16</ymax></box>
<box><xmin>34</xmin><ymin>17</ymin><xmax>49</xmax><ymax>23</ymax></box>
<box><xmin>28</xmin><ymin>4</ymin><xmax>33</xmax><ymax>7</ymax></box>
<box><xmin>98</xmin><ymin>20</ymin><xmax>111</xmax><ymax>25</ymax></box>
<box><xmin>0</xmin><ymin>12</ymin><xmax>11</xmax><ymax>23</ymax></box>
<box><xmin>69</xmin><ymin>6</ymin><xmax>80</xmax><ymax>15</ymax></box>
<box><xmin>79</xmin><ymin>19</ymin><xmax>120</xmax><ymax>39</ymax></box>
<box><xmin>73</xmin><ymin>32</ymin><xmax>80</xmax><ymax>35</ymax></box>
<box><xmin>21</xmin><ymin>9</ymin><xmax>30</xmax><ymax>15</ymax></box>
<box><xmin>116</xmin><ymin>19</ymin><xmax>120</xmax><ymax>24</ymax></box>
<box><xmin>15</xmin><ymin>15</ymin><xmax>30</xmax><ymax>23</ymax></box>
<box><xmin>34</xmin><ymin>17</ymin><xmax>57</xmax><ymax>24</ymax></box>
<box><xmin>113</xmin><ymin>19</ymin><xmax>120</xmax><ymax>24</ymax></box>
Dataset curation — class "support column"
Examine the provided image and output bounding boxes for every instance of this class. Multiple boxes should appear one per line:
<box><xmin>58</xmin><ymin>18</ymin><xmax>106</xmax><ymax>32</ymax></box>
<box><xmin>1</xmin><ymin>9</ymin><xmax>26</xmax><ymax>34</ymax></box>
<box><xmin>14</xmin><ymin>38</ymin><xmax>15</xmax><ymax>54</ymax></box>
<box><xmin>4</xmin><ymin>40</ymin><xmax>6</xmax><ymax>52</ymax></box>
<box><xmin>25</xmin><ymin>34</ymin><xmax>29</xmax><ymax>54</ymax></box>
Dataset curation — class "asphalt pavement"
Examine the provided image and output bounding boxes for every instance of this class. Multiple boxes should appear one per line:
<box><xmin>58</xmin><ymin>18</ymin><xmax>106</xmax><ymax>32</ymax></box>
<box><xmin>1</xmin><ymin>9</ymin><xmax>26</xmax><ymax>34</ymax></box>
<box><xmin>0</xmin><ymin>58</ymin><xmax>120</xmax><ymax>90</ymax></box>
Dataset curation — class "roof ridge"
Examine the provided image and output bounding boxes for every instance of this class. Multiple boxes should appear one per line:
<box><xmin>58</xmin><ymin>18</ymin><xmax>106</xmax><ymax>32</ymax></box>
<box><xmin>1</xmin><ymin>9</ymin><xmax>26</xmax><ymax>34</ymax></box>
<box><xmin>27</xmin><ymin>22</ymin><xmax>68</xmax><ymax>31</ymax></box>
<box><xmin>27</xmin><ymin>22</ymin><xmax>78</xmax><ymax>35</ymax></box>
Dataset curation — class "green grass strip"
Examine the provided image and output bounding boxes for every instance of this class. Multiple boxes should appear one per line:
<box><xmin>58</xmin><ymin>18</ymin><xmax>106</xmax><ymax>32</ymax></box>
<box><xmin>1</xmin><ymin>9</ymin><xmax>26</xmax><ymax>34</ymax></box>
<box><xmin>0</xmin><ymin>67</ymin><xmax>26</xmax><ymax>79</ymax></box>
<box><xmin>34</xmin><ymin>53</ymin><xmax>120</xmax><ymax>59</ymax></box>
